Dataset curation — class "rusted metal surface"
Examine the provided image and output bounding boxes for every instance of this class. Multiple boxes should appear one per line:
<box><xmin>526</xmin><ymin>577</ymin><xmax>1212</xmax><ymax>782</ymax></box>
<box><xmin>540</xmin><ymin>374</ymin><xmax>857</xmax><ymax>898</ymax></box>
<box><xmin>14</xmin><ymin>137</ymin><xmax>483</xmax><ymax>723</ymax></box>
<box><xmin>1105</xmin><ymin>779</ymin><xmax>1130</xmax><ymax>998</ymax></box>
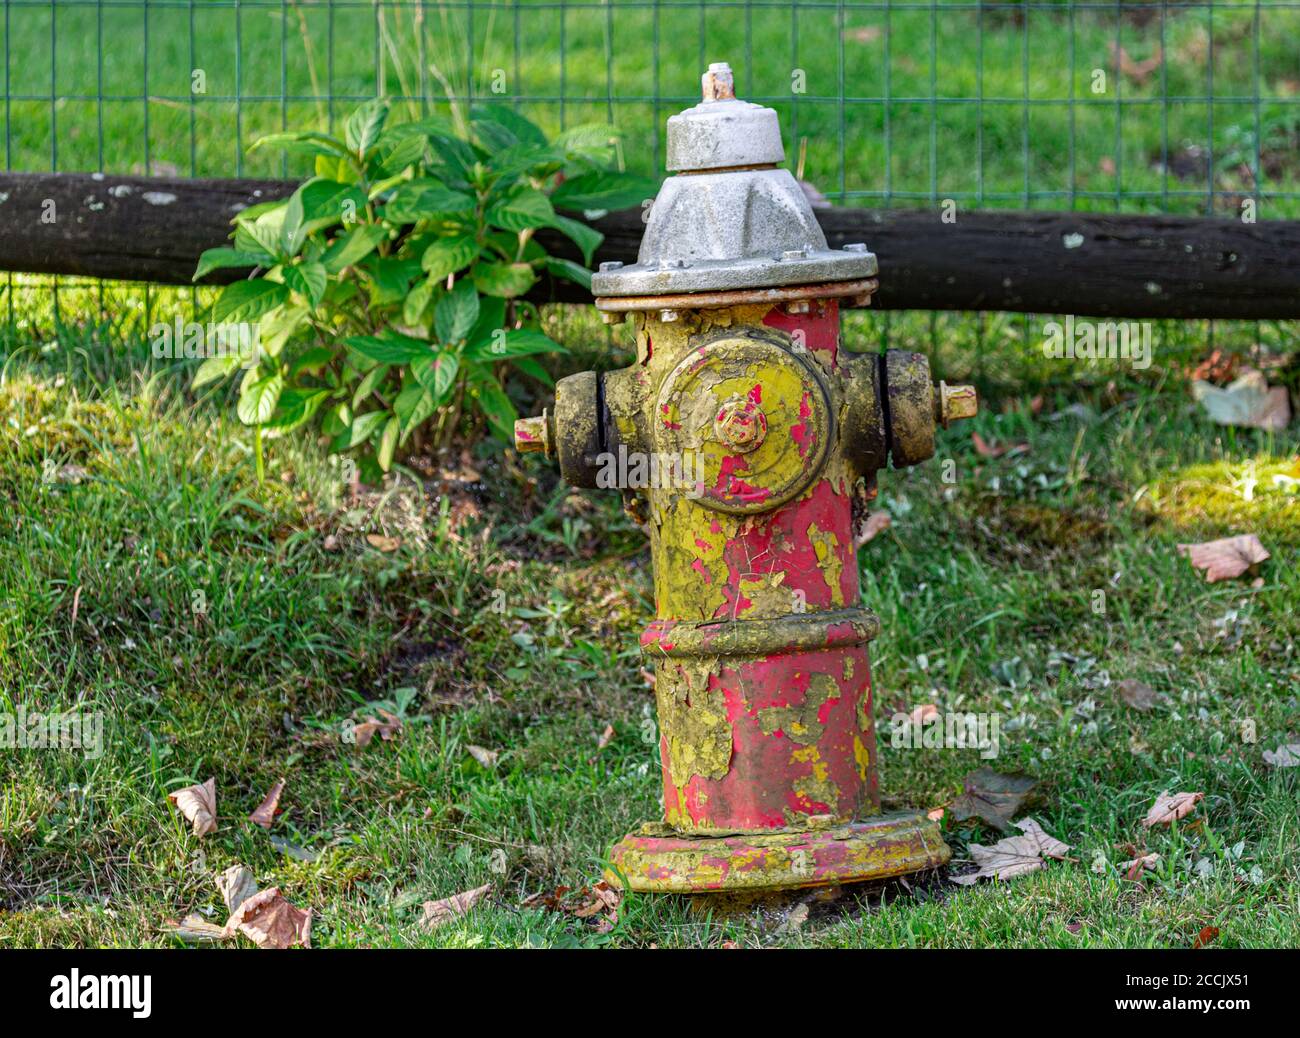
<box><xmin>593</xmin><ymin>277</ymin><xmax>878</xmax><ymax>314</ymax></box>
<box><xmin>606</xmin><ymin>813</ymin><xmax>952</xmax><ymax>894</ymax></box>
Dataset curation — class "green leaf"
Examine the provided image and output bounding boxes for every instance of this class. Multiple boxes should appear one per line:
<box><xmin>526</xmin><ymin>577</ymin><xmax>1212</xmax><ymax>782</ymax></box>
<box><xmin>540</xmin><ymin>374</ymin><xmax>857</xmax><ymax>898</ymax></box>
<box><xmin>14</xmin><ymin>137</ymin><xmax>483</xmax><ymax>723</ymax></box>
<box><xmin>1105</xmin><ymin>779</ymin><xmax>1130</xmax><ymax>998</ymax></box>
<box><xmin>472</xmin><ymin>261</ymin><xmax>536</xmax><ymax>299</ymax></box>
<box><xmin>471</xmin><ymin>374</ymin><xmax>518</xmax><ymax>442</ymax></box>
<box><xmin>194</xmin><ymin>247</ymin><xmax>267</xmax><ymax>282</ymax></box>
<box><xmin>351</xmin><ymin>364</ymin><xmax>390</xmax><ymax>410</ymax></box>
<box><xmin>239</xmin><ymin>207</ymin><xmax>290</xmax><ymax>261</ymax></box>
<box><xmin>344</xmin><ymin>330</ymin><xmax>433</xmax><ymax>365</ymax></box>
<box><xmin>485</xmin><ymin>186</ymin><xmax>554</xmax><ymax>232</ymax></box>
<box><xmin>321</xmin><ymin>224</ymin><xmax>387</xmax><ymax>273</ymax></box>
<box><xmin>410</xmin><ymin>351</ymin><xmax>459</xmax><ymax>404</ymax></box>
<box><xmin>376</xmin><ymin>413</ymin><xmax>400</xmax><ymax>471</ymax></box>
<box><xmin>294</xmin><ymin>178</ymin><xmax>367</xmax><ymax>237</ymax></box>
<box><xmin>384</xmin><ymin>179</ymin><xmax>475</xmax><ymax>224</ymax></box>
<box><xmin>282</xmin><ymin>261</ymin><xmax>328</xmax><ymax>307</ymax></box>
<box><xmin>192</xmin><ymin>351</ymin><xmax>244</xmax><ymax>389</ymax></box>
<box><xmin>342</xmin><ymin>409</ymin><xmax>390</xmax><ymax>450</ymax></box>
<box><xmin>237</xmin><ymin>368</ymin><xmax>284</xmax><ymax>425</ymax></box>
<box><xmin>403</xmin><ymin>278</ymin><xmax>435</xmax><ymax>326</ymax></box>
<box><xmin>467</xmin><ymin>327</ymin><xmax>565</xmax><ymax>361</ymax></box>
<box><xmin>544</xmin><ymin>255</ymin><xmax>593</xmax><ymax>291</ymax></box>
<box><xmin>545</xmin><ymin>214</ymin><xmax>603</xmax><ymax>267</ymax></box>
<box><xmin>258</xmin><ymin>302</ymin><xmax>311</xmax><ymax>357</ymax></box>
<box><xmin>420</xmin><ymin>235</ymin><xmax>481</xmax><ymax>280</ymax></box>
<box><xmin>369</xmin><ymin>131</ymin><xmax>426</xmax><ymax>177</ymax></box>
<box><xmin>434</xmin><ymin>280</ymin><xmax>480</xmax><ymax>345</ymax></box>
<box><xmin>509</xmin><ymin>354</ymin><xmax>554</xmax><ymax>386</ymax></box>
<box><xmin>554</xmin><ymin>122</ymin><xmax>621</xmax><ymax>162</ymax></box>
<box><xmin>263</xmin><ymin>388</ymin><xmax>329</xmax><ymax>435</ymax></box>
<box><xmin>288</xmin><ymin>347</ymin><xmax>335</xmax><ymax>378</ymax></box>
<box><xmin>346</xmin><ymin>99</ymin><xmax>390</xmax><ymax>156</ymax></box>
<box><xmin>250</xmin><ymin>130</ymin><xmax>350</xmax><ymax>159</ymax></box>
<box><xmin>362</xmin><ymin>256</ymin><xmax>422</xmax><ymax>306</ymax></box>
<box><xmin>465</xmin><ymin>295</ymin><xmax>507</xmax><ymax>350</ymax></box>
<box><xmin>393</xmin><ymin>382</ymin><xmax>439</xmax><ymax>435</ymax></box>
<box><xmin>470</xmin><ymin>107</ymin><xmax>546</xmax><ymax>150</ymax></box>
<box><xmin>212</xmin><ymin>280</ymin><xmax>290</xmax><ymax>324</ymax></box>
<box><xmin>551</xmin><ymin>170</ymin><xmax>658</xmax><ymax>212</ymax></box>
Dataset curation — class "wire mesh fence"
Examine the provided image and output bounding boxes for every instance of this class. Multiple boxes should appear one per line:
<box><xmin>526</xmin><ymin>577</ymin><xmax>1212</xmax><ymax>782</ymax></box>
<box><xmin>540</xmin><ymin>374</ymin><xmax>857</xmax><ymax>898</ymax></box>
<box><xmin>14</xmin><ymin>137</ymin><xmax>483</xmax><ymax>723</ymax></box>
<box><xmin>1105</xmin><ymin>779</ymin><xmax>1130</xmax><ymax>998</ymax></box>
<box><xmin>2</xmin><ymin>1</ymin><xmax>1297</xmax><ymax>366</ymax></box>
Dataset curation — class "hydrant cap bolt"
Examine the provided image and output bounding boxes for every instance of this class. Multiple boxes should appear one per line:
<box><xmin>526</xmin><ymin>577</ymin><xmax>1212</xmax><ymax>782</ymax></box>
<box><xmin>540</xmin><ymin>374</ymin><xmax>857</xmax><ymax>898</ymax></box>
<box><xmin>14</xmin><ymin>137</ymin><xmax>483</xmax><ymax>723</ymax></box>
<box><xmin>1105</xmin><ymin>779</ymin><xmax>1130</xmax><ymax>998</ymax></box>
<box><xmin>713</xmin><ymin>397</ymin><xmax>768</xmax><ymax>453</ymax></box>
<box><xmin>702</xmin><ymin>62</ymin><xmax>736</xmax><ymax>102</ymax></box>
<box><xmin>936</xmin><ymin>382</ymin><xmax>979</xmax><ymax>427</ymax></box>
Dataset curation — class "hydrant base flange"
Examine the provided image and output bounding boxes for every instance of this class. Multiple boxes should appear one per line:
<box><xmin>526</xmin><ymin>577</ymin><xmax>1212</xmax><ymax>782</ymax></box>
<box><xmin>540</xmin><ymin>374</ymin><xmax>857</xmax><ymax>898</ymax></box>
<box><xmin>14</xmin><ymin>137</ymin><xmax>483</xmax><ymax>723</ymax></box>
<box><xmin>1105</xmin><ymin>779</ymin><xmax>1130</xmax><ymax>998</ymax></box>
<box><xmin>604</xmin><ymin>811</ymin><xmax>951</xmax><ymax>894</ymax></box>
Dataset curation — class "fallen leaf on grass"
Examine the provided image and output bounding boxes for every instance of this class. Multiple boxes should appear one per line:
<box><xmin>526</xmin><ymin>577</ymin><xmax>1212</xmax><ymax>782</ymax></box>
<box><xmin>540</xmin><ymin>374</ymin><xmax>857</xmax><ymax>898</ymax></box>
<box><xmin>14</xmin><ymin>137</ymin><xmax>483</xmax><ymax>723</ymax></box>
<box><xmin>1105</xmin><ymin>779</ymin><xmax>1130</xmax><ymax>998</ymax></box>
<box><xmin>1120</xmin><ymin>853</ymin><xmax>1162</xmax><ymax>880</ymax></box>
<box><xmin>365</xmin><ymin>533</ymin><xmax>401</xmax><ymax>552</ymax></box>
<box><xmin>161</xmin><ymin>914</ymin><xmax>231</xmax><ymax>943</ymax></box>
<box><xmin>229</xmin><ymin>886</ymin><xmax>313</xmax><ymax>949</ymax></box>
<box><xmin>951</xmin><ymin>817</ymin><xmax>1072</xmax><ymax>885</ymax></box>
<box><xmin>217</xmin><ymin>865</ymin><xmax>258</xmax><ymax>914</ymax></box>
<box><xmin>523</xmin><ymin>881</ymin><xmax>621</xmax><ymax>931</ymax></box>
<box><xmin>1193</xmin><ymin>925</ymin><xmax>1219</xmax><ymax>949</ymax></box>
<box><xmin>909</xmin><ymin>703</ymin><xmax>939</xmax><ymax>726</ymax></box>
<box><xmin>1177</xmin><ymin>535</ymin><xmax>1269</xmax><ymax>583</ymax></box>
<box><xmin>1111</xmin><ymin>42</ymin><xmax>1164</xmax><ymax>86</ymax></box>
<box><xmin>1192</xmin><ymin>368</ymin><xmax>1290</xmax><ymax>431</ymax></box>
<box><xmin>418</xmin><ymin>883</ymin><xmax>492</xmax><ymax>933</ymax></box>
<box><xmin>353</xmin><ymin>709</ymin><xmax>402</xmax><ymax>747</ymax></box>
<box><xmin>948</xmin><ymin>768</ymin><xmax>1037</xmax><ymax>832</ymax></box>
<box><xmin>972</xmin><ymin>431</ymin><xmax>1028</xmax><ymax>459</ymax></box>
<box><xmin>854</xmin><ymin>511</ymin><xmax>891</xmax><ymax>548</ymax></box>
<box><xmin>1115</xmin><ymin>678</ymin><xmax>1157</xmax><ymax>712</ymax></box>
<box><xmin>596</xmin><ymin>724</ymin><xmax>616</xmax><ymax>750</ymax></box>
<box><xmin>466</xmin><ymin>745</ymin><xmax>499</xmax><ymax>768</ymax></box>
<box><xmin>1262</xmin><ymin>743</ymin><xmax>1300</xmax><ymax>768</ymax></box>
<box><xmin>249</xmin><ymin>778</ymin><xmax>285</xmax><ymax>829</ymax></box>
<box><xmin>167</xmin><ymin>778</ymin><xmax>218</xmax><ymax>837</ymax></box>
<box><xmin>1142</xmin><ymin>791</ymin><xmax>1204</xmax><ymax>828</ymax></box>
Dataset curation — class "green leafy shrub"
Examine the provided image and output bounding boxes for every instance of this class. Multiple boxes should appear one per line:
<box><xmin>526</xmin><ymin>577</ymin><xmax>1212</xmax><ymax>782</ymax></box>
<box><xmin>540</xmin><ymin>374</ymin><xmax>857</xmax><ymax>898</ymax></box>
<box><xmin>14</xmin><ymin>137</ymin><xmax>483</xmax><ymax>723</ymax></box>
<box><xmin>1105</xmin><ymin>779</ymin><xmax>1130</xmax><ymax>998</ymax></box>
<box><xmin>193</xmin><ymin>100</ymin><xmax>653</xmax><ymax>481</ymax></box>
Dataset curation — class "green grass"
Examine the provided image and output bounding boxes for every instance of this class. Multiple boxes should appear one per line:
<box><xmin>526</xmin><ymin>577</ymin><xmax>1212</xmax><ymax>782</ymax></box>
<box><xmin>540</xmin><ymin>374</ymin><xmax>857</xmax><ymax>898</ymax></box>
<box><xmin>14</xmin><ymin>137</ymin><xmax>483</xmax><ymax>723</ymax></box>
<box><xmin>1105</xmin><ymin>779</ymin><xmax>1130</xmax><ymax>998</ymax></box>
<box><xmin>1</xmin><ymin>303</ymin><xmax>1297</xmax><ymax>948</ymax></box>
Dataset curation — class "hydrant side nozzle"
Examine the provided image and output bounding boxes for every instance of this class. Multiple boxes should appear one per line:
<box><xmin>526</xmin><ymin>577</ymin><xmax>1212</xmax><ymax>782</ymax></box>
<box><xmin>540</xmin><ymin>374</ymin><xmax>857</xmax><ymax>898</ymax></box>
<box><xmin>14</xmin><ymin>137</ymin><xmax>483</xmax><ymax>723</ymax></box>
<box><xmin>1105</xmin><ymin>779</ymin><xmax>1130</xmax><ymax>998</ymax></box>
<box><xmin>935</xmin><ymin>381</ymin><xmax>978</xmax><ymax>428</ymax></box>
<box><xmin>514</xmin><ymin>410</ymin><xmax>552</xmax><ymax>457</ymax></box>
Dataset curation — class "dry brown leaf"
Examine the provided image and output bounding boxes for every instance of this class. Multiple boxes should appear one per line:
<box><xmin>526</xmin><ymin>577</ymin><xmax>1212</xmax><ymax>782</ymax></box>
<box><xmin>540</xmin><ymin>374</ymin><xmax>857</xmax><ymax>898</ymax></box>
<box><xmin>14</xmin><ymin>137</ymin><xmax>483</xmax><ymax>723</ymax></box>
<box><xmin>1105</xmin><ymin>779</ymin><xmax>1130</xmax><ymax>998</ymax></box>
<box><xmin>1177</xmin><ymin>535</ymin><xmax>1269</xmax><ymax>583</ymax></box>
<box><xmin>951</xmin><ymin>817</ymin><xmax>1071</xmax><ymax>885</ymax></box>
<box><xmin>1262</xmin><ymin>743</ymin><xmax>1300</xmax><ymax>768</ymax></box>
<box><xmin>948</xmin><ymin>768</ymin><xmax>1037</xmax><ymax>832</ymax></box>
<box><xmin>353</xmin><ymin>709</ymin><xmax>402</xmax><ymax>747</ymax></box>
<box><xmin>227</xmin><ymin>886</ymin><xmax>312</xmax><ymax>949</ymax></box>
<box><xmin>161</xmin><ymin>914</ymin><xmax>232</xmax><ymax>943</ymax></box>
<box><xmin>909</xmin><ymin>703</ymin><xmax>939</xmax><ymax>725</ymax></box>
<box><xmin>467</xmin><ymin>745</ymin><xmax>499</xmax><ymax>768</ymax></box>
<box><xmin>1143</xmin><ymin>790</ymin><xmax>1204</xmax><ymax>828</ymax></box>
<box><xmin>1193</xmin><ymin>925</ymin><xmax>1220</xmax><ymax>949</ymax></box>
<box><xmin>249</xmin><ymin>777</ymin><xmax>285</xmax><ymax>829</ymax></box>
<box><xmin>365</xmin><ymin>533</ymin><xmax>401</xmax><ymax>552</ymax></box>
<box><xmin>1116</xmin><ymin>678</ymin><xmax>1157</xmax><ymax>712</ymax></box>
<box><xmin>1192</xmin><ymin>368</ymin><xmax>1291</xmax><ymax>431</ymax></box>
<box><xmin>855</xmin><ymin>511</ymin><xmax>891</xmax><ymax>548</ymax></box>
<box><xmin>1120</xmin><ymin>852</ymin><xmax>1161</xmax><ymax>880</ymax></box>
<box><xmin>217</xmin><ymin>865</ymin><xmax>258</xmax><ymax>914</ymax></box>
<box><xmin>596</xmin><ymin>724</ymin><xmax>616</xmax><ymax>750</ymax></box>
<box><xmin>1111</xmin><ymin>42</ymin><xmax>1164</xmax><ymax>85</ymax></box>
<box><xmin>418</xmin><ymin>883</ymin><xmax>492</xmax><ymax>932</ymax></box>
<box><xmin>971</xmin><ymin>431</ymin><xmax>1028</xmax><ymax>459</ymax></box>
<box><xmin>167</xmin><ymin>778</ymin><xmax>218</xmax><ymax>837</ymax></box>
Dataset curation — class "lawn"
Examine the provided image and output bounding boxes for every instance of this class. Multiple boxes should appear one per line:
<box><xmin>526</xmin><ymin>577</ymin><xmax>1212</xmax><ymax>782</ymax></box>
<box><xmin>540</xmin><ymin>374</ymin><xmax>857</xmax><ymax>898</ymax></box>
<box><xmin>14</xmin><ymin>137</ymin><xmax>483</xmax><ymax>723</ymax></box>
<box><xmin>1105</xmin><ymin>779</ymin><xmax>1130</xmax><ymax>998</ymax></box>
<box><xmin>0</xmin><ymin>1</ymin><xmax>1297</xmax><ymax>949</ymax></box>
<box><xmin>1</xmin><ymin>296</ymin><xmax>1297</xmax><ymax>948</ymax></box>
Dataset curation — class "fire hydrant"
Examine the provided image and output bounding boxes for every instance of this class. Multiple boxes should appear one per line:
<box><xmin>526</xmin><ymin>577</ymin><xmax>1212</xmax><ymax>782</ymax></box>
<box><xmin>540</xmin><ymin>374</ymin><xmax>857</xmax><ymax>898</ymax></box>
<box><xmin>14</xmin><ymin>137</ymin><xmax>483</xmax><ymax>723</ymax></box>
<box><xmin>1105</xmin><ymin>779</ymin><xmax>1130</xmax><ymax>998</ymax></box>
<box><xmin>516</xmin><ymin>62</ymin><xmax>977</xmax><ymax>894</ymax></box>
